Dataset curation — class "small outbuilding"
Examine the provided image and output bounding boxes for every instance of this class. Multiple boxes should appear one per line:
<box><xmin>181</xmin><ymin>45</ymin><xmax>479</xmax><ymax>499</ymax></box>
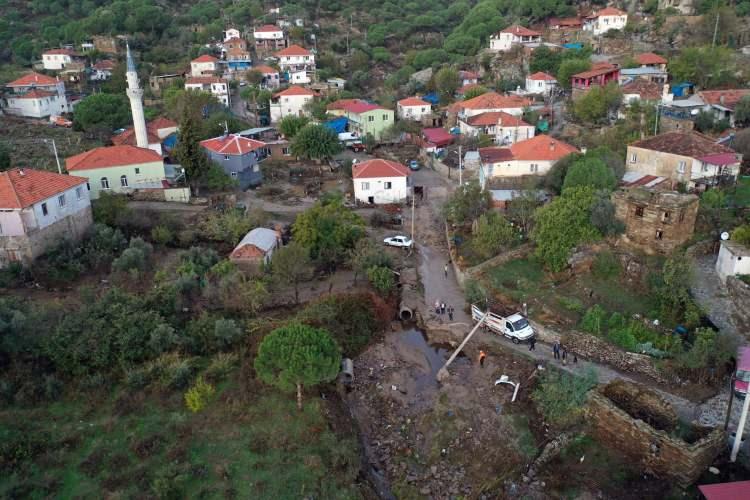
<box><xmin>716</xmin><ymin>239</ymin><xmax>750</xmax><ymax>283</ymax></box>
<box><xmin>229</xmin><ymin>227</ymin><xmax>280</xmax><ymax>267</ymax></box>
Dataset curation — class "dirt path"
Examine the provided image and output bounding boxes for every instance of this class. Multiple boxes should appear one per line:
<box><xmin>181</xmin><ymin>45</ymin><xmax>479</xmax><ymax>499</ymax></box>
<box><xmin>690</xmin><ymin>253</ymin><xmax>740</xmax><ymax>338</ymax></box>
<box><xmin>411</xmin><ymin>169</ymin><xmax>741</xmax><ymax>430</ymax></box>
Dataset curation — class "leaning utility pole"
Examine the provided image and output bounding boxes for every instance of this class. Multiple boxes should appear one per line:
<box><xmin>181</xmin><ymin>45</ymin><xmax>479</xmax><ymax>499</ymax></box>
<box><xmin>437</xmin><ymin>314</ymin><xmax>487</xmax><ymax>381</ymax></box>
<box><xmin>712</xmin><ymin>7</ymin><xmax>720</xmax><ymax>47</ymax></box>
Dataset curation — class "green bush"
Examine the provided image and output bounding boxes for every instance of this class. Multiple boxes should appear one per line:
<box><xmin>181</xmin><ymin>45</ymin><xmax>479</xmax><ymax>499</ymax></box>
<box><xmin>111</xmin><ymin>237</ymin><xmax>153</xmax><ymax>276</ymax></box>
<box><xmin>581</xmin><ymin>305</ymin><xmax>606</xmax><ymax>335</ymax></box>
<box><xmin>367</xmin><ymin>266</ymin><xmax>395</xmax><ymax>296</ymax></box>
<box><xmin>558</xmin><ymin>297</ymin><xmax>584</xmax><ymax>313</ymax></box>
<box><xmin>532</xmin><ymin>368</ymin><xmax>598</xmax><ymax>428</ymax></box>
<box><xmin>592</xmin><ymin>251</ymin><xmax>621</xmax><ymax>280</ymax></box>
<box><xmin>184</xmin><ymin>376</ymin><xmax>215</xmax><ymax>413</ymax></box>
<box><xmin>607</xmin><ymin>312</ymin><xmax>626</xmax><ymax>330</ymax></box>
<box><xmin>151</xmin><ymin>225</ymin><xmax>174</xmax><ymax>246</ymax></box>
<box><xmin>608</xmin><ymin>328</ymin><xmax>637</xmax><ymax>351</ymax></box>
<box><xmin>204</xmin><ymin>352</ymin><xmax>239</xmax><ymax>382</ymax></box>
<box><xmin>464</xmin><ymin>279</ymin><xmax>486</xmax><ymax>306</ymax></box>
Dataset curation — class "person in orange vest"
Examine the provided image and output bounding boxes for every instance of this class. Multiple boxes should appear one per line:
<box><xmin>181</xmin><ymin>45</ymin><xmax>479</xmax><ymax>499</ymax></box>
<box><xmin>478</xmin><ymin>350</ymin><xmax>486</xmax><ymax>368</ymax></box>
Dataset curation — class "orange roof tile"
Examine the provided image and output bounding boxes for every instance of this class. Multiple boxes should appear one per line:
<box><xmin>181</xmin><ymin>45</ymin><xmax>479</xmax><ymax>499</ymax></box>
<box><xmin>192</xmin><ymin>54</ymin><xmax>219</xmax><ymax>63</ymax></box>
<box><xmin>93</xmin><ymin>60</ymin><xmax>116</xmax><ymax>70</ymax></box>
<box><xmin>255</xmin><ymin>24</ymin><xmax>283</xmax><ymax>33</ymax></box>
<box><xmin>253</xmin><ymin>65</ymin><xmax>279</xmax><ymax>74</ymax></box>
<box><xmin>466</xmin><ymin>111</ymin><xmax>530</xmax><ymax>127</ymax></box>
<box><xmin>186</xmin><ymin>76</ymin><xmax>225</xmax><ymax>85</ymax></box>
<box><xmin>12</xmin><ymin>89</ymin><xmax>57</xmax><ymax>99</ymax></box>
<box><xmin>0</xmin><ymin>168</ymin><xmax>87</xmax><ymax>209</ymax></box>
<box><xmin>509</xmin><ymin>135</ymin><xmax>578</xmax><ymax>161</ymax></box>
<box><xmin>200</xmin><ymin>134</ymin><xmax>266</xmax><ymax>155</ymax></box>
<box><xmin>635</xmin><ymin>52</ymin><xmax>667</xmax><ymax>65</ymax></box>
<box><xmin>7</xmin><ymin>72</ymin><xmax>58</xmax><ymax>87</ymax></box>
<box><xmin>698</xmin><ymin>89</ymin><xmax>750</xmax><ymax>111</ymax></box>
<box><xmin>595</xmin><ymin>7</ymin><xmax>626</xmax><ymax>16</ymax></box>
<box><xmin>501</xmin><ymin>25</ymin><xmax>541</xmax><ymax>37</ymax></box>
<box><xmin>43</xmin><ymin>48</ymin><xmax>78</xmax><ymax>56</ymax></box>
<box><xmin>66</xmin><ymin>145</ymin><xmax>162</xmax><ymax>171</ymax></box>
<box><xmin>148</xmin><ymin>116</ymin><xmax>177</xmax><ymax>130</ymax></box>
<box><xmin>457</xmin><ymin>92</ymin><xmax>531</xmax><ymax>111</ymax></box>
<box><xmin>273</xmin><ymin>85</ymin><xmax>315</xmax><ymax>97</ymax></box>
<box><xmin>528</xmin><ymin>71</ymin><xmax>556</xmax><ymax>81</ymax></box>
<box><xmin>111</xmin><ymin>128</ymin><xmax>160</xmax><ymax>147</ymax></box>
<box><xmin>275</xmin><ymin>44</ymin><xmax>312</xmax><ymax>57</ymax></box>
<box><xmin>352</xmin><ymin>159</ymin><xmax>410</xmax><ymax>179</ymax></box>
<box><xmin>398</xmin><ymin>97</ymin><xmax>430</xmax><ymax>107</ymax></box>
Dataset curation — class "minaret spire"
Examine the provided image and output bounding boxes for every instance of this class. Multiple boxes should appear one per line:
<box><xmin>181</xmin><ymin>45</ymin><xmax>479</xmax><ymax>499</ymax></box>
<box><xmin>125</xmin><ymin>43</ymin><xmax>149</xmax><ymax>149</ymax></box>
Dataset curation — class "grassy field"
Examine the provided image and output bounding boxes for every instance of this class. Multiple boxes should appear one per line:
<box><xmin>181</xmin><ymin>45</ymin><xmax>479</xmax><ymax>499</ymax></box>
<box><xmin>0</xmin><ymin>376</ymin><xmax>362</xmax><ymax>499</ymax></box>
<box><xmin>728</xmin><ymin>176</ymin><xmax>750</xmax><ymax>207</ymax></box>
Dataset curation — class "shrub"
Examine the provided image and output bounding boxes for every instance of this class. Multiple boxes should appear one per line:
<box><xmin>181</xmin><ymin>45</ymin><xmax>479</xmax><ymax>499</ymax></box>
<box><xmin>111</xmin><ymin>238</ymin><xmax>153</xmax><ymax>276</ymax></box>
<box><xmin>608</xmin><ymin>328</ymin><xmax>637</xmax><ymax>351</ymax></box>
<box><xmin>592</xmin><ymin>251</ymin><xmax>621</xmax><ymax>279</ymax></box>
<box><xmin>367</xmin><ymin>266</ymin><xmax>395</xmax><ymax>296</ymax></box>
<box><xmin>464</xmin><ymin>278</ymin><xmax>486</xmax><ymax>306</ymax></box>
<box><xmin>532</xmin><ymin>368</ymin><xmax>598</xmax><ymax>428</ymax></box>
<box><xmin>204</xmin><ymin>352</ymin><xmax>239</xmax><ymax>382</ymax></box>
<box><xmin>473</xmin><ymin>212</ymin><xmax>516</xmax><ymax>259</ymax></box>
<box><xmin>558</xmin><ymin>297</ymin><xmax>584</xmax><ymax>313</ymax></box>
<box><xmin>581</xmin><ymin>305</ymin><xmax>606</xmax><ymax>335</ymax></box>
<box><xmin>733</xmin><ymin>224</ymin><xmax>750</xmax><ymax>246</ymax></box>
<box><xmin>151</xmin><ymin>225</ymin><xmax>174</xmax><ymax>246</ymax></box>
<box><xmin>184</xmin><ymin>376</ymin><xmax>215</xmax><ymax>413</ymax></box>
<box><xmin>607</xmin><ymin>312</ymin><xmax>626</xmax><ymax>330</ymax></box>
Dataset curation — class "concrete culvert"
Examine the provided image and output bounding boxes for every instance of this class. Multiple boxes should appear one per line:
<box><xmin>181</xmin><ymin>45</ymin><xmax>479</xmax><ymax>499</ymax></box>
<box><xmin>399</xmin><ymin>305</ymin><xmax>413</xmax><ymax>321</ymax></box>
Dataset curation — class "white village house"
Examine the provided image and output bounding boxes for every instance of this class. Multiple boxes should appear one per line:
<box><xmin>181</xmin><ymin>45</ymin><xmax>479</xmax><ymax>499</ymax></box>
<box><xmin>269</xmin><ymin>85</ymin><xmax>315</xmax><ymax>122</ymax></box>
<box><xmin>352</xmin><ymin>159</ymin><xmax>412</xmax><ymax>204</ymax></box>
<box><xmin>460</xmin><ymin>112</ymin><xmax>536</xmax><ymax>146</ymax></box>
<box><xmin>583</xmin><ymin>7</ymin><xmax>628</xmax><ymax>35</ymax></box>
<box><xmin>479</xmin><ymin>135</ymin><xmax>579</xmax><ymax>185</ymax></box>
<box><xmin>185</xmin><ymin>76</ymin><xmax>230</xmax><ymax>106</ymax></box>
<box><xmin>190</xmin><ymin>54</ymin><xmax>220</xmax><ymax>77</ymax></box>
<box><xmin>275</xmin><ymin>44</ymin><xmax>315</xmax><ymax>84</ymax></box>
<box><xmin>397</xmin><ymin>97</ymin><xmax>432</xmax><ymax>121</ymax></box>
<box><xmin>525</xmin><ymin>72</ymin><xmax>558</xmax><ymax>96</ymax></box>
<box><xmin>41</xmin><ymin>48</ymin><xmax>81</xmax><ymax>71</ymax></box>
<box><xmin>0</xmin><ymin>168</ymin><xmax>93</xmax><ymax>267</ymax></box>
<box><xmin>4</xmin><ymin>72</ymin><xmax>69</xmax><ymax>118</ymax></box>
<box><xmin>489</xmin><ymin>25</ymin><xmax>542</xmax><ymax>51</ymax></box>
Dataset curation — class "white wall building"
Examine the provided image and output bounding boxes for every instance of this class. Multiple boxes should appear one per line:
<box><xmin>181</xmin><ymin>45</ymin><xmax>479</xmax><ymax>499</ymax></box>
<box><xmin>4</xmin><ymin>72</ymin><xmax>69</xmax><ymax>117</ymax></box>
<box><xmin>190</xmin><ymin>54</ymin><xmax>219</xmax><ymax>77</ymax></box>
<box><xmin>223</xmin><ymin>28</ymin><xmax>241</xmax><ymax>42</ymax></box>
<box><xmin>489</xmin><ymin>25</ymin><xmax>542</xmax><ymax>51</ymax></box>
<box><xmin>525</xmin><ymin>72</ymin><xmax>558</xmax><ymax>96</ymax></box>
<box><xmin>716</xmin><ymin>240</ymin><xmax>750</xmax><ymax>283</ymax></box>
<box><xmin>397</xmin><ymin>97</ymin><xmax>432</xmax><ymax>121</ymax></box>
<box><xmin>42</xmin><ymin>48</ymin><xmax>78</xmax><ymax>70</ymax></box>
<box><xmin>352</xmin><ymin>159</ymin><xmax>412</xmax><ymax>204</ymax></box>
<box><xmin>275</xmin><ymin>45</ymin><xmax>315</xmax><ymax>83</ymax></box>
<box><xmin>478</xmin><ymin>135</ymin><xmax>579</xmax><ymax>186</ymax></box>
<box><xmin>583</xmin><ymin>7</ymin><xmax>628</xmax><ymax>35</ymax></box>
<box><xmin>269</xmin><ymin>85</ymin><xmax>315</xmax><ymax>122</ymax></box>
<box><xmin>185</xmin><ymin>77</ymin><xmax>230</xmax><ymax>106</ymax></box>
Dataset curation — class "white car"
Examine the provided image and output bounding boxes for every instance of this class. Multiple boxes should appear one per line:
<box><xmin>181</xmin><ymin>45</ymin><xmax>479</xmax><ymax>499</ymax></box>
<box><xmin>471</xmin><ymin>304</ymin><xmax>535</xmax><ymax>344</ymax></box>
<box><xmin>384</xmin><ymin>236</ymin><xmax>413</xmax><ymax>248</ymax></box>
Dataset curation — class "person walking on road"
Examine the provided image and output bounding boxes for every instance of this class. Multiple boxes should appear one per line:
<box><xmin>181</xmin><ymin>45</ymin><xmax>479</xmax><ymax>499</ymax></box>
<box><xmin>553</xmin><ymin>341</ymin><xmax>560</xmax><ymax>360</ymax></box>
<box><xmin>444</xmin><ymin>263</ymin><xmax>449</xmax><ymax>278</ymax></box>
<box><xmin>479</xmin><ymin>350</ymin><xmax>486</xmax><ymax>368</ymax></box>
<box><xmin>448</xmin><ymin>306</ymin><xmax>454</xmax><ymax>321</ymax></box>
<box><xmin>528</xmin><ymin>337</ymin><xmax>536</xmax><ymax>351</ymax></box>
<box><xmin>441</xmin><ymin>302</ymin><xmax>446</xmax><ymax>315</ymax></box>
<box><xmin>434</xmin><ymin>300</ymin><xmax>440</xmax><ymax>315</ymax></box>
<box><xmin>562</xmin><ymin>345</ymin><xmax>568</xmax><ymax>365</ymax></box>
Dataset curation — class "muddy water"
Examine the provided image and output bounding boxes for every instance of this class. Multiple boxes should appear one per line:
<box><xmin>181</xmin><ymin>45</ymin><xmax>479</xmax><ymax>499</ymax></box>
<box><xmin>397</xmin><ymin>328</ymin><xmax>467</xmax><ymax>392</ymax></box>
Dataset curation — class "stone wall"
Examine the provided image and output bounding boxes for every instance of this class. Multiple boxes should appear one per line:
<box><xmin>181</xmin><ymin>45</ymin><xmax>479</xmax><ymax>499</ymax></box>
<box><xmin>586</xmin><ymin>381</ymin><xmax>725</xmax><ymax>487</ymax></box>
<box><xmin>561</xmin><ymin>330</ymin><xmax>669</xmax><ymax>385</ymax></box>
<box><xmin>727</xmin><ymin>276</ymin><xmax>750</xmax><ymax>336</ymax></box>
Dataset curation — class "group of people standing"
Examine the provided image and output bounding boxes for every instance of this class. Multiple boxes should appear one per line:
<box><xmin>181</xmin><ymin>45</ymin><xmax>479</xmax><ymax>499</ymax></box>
<box><xmin>551</xmin><ymin>341</ymin><xmax>577</xmax><ymax>365</ymax></box>
<box><xmin>434</xmin><ymin>300</ymin><xmax>455</xmax><ymax>321</ymax></box>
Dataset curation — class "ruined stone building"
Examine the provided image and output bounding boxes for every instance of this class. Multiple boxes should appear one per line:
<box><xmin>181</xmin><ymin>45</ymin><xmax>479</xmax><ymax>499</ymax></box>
<box><xmin>612</xmin><ymin>188</ymin><xmax>699</xmax><ymax>254</ymax></box>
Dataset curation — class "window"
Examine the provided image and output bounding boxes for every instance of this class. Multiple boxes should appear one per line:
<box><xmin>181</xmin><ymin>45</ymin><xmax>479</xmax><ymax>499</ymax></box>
<box><xmin>101</xmin><ymin>177</ymin><xmax>109</xmax><ymax>189</ymax></box>
<box><xmin>678</xmin><ymin>210</ymin><xmax>685</xmax><ymax>222</ymax></box>
<box><xmin>135</xmin><ymin>167</ymin><xmax>140</xmax><ymax>174</ymax></box>
<box><xmin>655</xmin><ymin>230</ymin><xmax>663</xmax><ymax>240</ymax></box>
<box><xmin>224</xmin><ymin>155</ymin><xmax>230</xmax><ymax>160</ymax></box>
<box><xmin>0</xmin><ymin>223</ymin><xmax>2</xmax><ymax>235</ymax></box>
<box><xmin>384</xmin><ymin>182</ymin><xmax>392</xmax><ymax>190</ymax></box>
<box><xmin>58</xmin><ymin>194</ymin><xmax>66</xmax><ymax>207</ymax></box>
<box><xmin>662</xmin><ymin>211</ymin><xmax>671</xmax><ymax>222</ymax></box>
<box><xmin>630</xmin><ymin>153</ymin><xmax>637</xmax><ymax>163</ymax></box>
<box><xmin>41</xmin><ymin>203</ymin><xmax>48</xmax><ymax>216</ymax></box>
<box><xmin>253</xmin><ymin>164</ymin><xmax>260</xmax><ymax>172</ymax></box>
<box><xmin>76</xmin><ymin>187</ymin><xmax>82</xmax><ymax>200</ymax></box>
<box><xmin>368</xmin><ymin>116</ymin><xmax>374</xmax><ymax>122</ymax></box>
<box><xmin>282</xmin><ymin>147</ymin><xmax>290</xmax><ymax>155</ymax></box>
<box><xmin>120</xmin><ymin>175</ymin><xmax>128</xmax><ymax>187</ymax></box>
<box><xmin>677</xmin><ymin>161</ymin><xmax>686</xmax><ymax>173</ymax></box>
<box><xmin>530</xmin><ymin>164</ymin><xmax>539</xmax><ymax>173</ymax></box>
<box><xmin>635</xmin><ymin>206</ymin><xmax>644</xmax><ymax>217</ymax></box>
<box><xmin>361</xmin><ymin>182</ymin><xmax>370</xmax><ymax>191</ymax></box>
<box><xmin>701</xmin><ymin>163</ymin><xmax>709</xmax><ymax>172</ymax></box>
<box><xmin>383</xmin><ymin>114</ymin><xmax>389</xmax><ymax>121</ymax></box>
<box><xmin>86</xmin><ymin>182</ymin><xmax>90</xmax><ymax>191</ymax></box>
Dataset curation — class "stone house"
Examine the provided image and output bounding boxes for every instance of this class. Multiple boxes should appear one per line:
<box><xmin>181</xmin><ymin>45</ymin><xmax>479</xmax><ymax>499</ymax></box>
<box><xmin>612</xmin><ymin>188</ymin><xmax>699</xmax><ymax>255</ymax></box>
<box><xmin>0</xmin><ymin>168</ymin><xmax>92</xmax><ymax>267</ymax></box>
<box><xmin>253</xmin><ymin>25</ymin><xmax>287</xmax><ymax>54</ymax></box>
<box><xmin>200</xmin><ymin>134</ymin><xmax>267</xmax><ymax>189</ymax></box>
<box><xmin>626</xmin><ymin>131</ymin><xmax>742</xmax><ymax>190</ymax></box>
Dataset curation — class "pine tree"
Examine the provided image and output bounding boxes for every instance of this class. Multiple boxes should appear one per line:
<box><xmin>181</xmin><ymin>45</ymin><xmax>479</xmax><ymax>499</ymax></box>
<box><xmin>174</xmin><ymin>113</ymin><xmax>211</xmax><ymax>194</ymax></box>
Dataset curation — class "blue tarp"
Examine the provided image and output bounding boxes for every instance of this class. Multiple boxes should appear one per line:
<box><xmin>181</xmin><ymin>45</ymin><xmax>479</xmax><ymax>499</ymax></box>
<box><xmin>324</xmin><ymin>116</ymin><xmax>348</xmax><ymax>133</ymax></box>
<box><xmin>562</xmin><ymin>43</ymin><xmax>583</xmax><ymax>50</ymax></box>
<box><xmin>423</xmin><ymin>93</ymin><xmax>440</xmax><ymax>106</ymax></box>
<box><xmin>162</xmin><ymin>134</ymin><xmax>177</xmax><ymax>149</ymax></box>
<box><xmin>671</xmin><ymin>82</ymin><xmax>694</xmax><ymax>97</ymax></box>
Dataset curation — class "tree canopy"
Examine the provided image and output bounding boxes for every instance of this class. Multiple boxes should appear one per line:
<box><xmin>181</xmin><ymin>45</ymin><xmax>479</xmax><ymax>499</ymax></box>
<box><xmin>73</xmin><ymin>93</ymin><xmax>131</xmax><ymax>133</ymax></box>
<box><xmin>291</xmin><ymin>124</ymin><xmax>341</xmax><ymax>160</ymax></box>
<box><xmin>563</xmin><ymin>157</ymin><xmax>617</xmax><ymax>192</ymax></box>
<box><xmin>254</xmin><ymin>322</ymin><xmax>341</xmax><ymax>410</ymax></box>
<box><xmin>669</xmin><ymin>46</ymin><xmax>736</xmax><ymax>89</ymax></box>
<box><xmin>279</xmin><ymin>115</ymin><xmax>311</xmax><ymax>139</ymax></box>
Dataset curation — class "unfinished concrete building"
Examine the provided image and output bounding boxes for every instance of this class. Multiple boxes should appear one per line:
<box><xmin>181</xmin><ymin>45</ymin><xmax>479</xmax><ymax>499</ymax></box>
<box><xmin>586</xmin><ymin>381</ymin><xmax>725</xmax><ymax>487</ymax></box>
<box><xmin>612</xmin><ymin>188</ymin><xmax>699</xmax><ymax>255</ymax></box>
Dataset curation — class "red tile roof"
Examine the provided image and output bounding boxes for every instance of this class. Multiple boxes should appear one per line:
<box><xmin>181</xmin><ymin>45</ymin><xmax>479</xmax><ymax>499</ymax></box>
<box><xmin>509</xmin><ymin>135</ymin><xmax>578</xmax><ymax>161</ymax></box>
<box><xmin>572</xmin><ymin>66</ymin><xmax>619</xmax><ymax>80</ymax></box>
<box><xmin>186</xmin><ymin>76</ymin><xmax>225</xmax><ymax>85</ymax></box>
<box><xmin>200</xmin><ymin>134</ymin><xmax>266</xmax><ymax>155</ymax></box>
<box><xmin>273</xmin><ymin>85</ymin><xmax>315</xmax><ymax>97</ymax></box>
<box><xmin>253</xmin><ymin>65</ymin><xmax>279</xmax><ymax>74</ymax></box>
<box><xmin>698</xmin><ymin>89</ymin><xmax>750</xmax><ymax>111</ymax></box>
<box><xmin>630</xmin><ymin>131</ymin><xmax>736</xmax><ymax>158</ymax></box>
<box><xmin>7</xmin><ymin>72</ymin><xmax>58</xmax><ymax>87</ymax></box>
<box><xmin>501</xmin><ymin>25</ymin><xmax>541</xmax><ymax>37</ymax></box>
<box><xmin>398</xmin><ymin>97</ymin><xmax>430</xmax><ymax>107</ymax></box>
<box><xmin>93</xmin><ymin>60</ymin><xmax>116</xmax><ymax>70</ymax></box>
<box><xmin>66</xmin><ymin>145</ymin><xmax>162</xmax><ymax>171</ymax></box>
<box><xmin>459</xmin><ymin>70</ymin><xmax>480</xmax><ymax>80</ymax></box>
<box><xmin>276</xmin><ymin>44</ymin><xmax>312</xmax><ymax>57</ymax></box>
<box><xmin>192</xmin><ymin>54</ymin><xmax>219</xmax><ymax>63</ymax></box>
<box><xmin>479</xmin><ymin>147</ymin><xmax>514</xmax><ymax>163</ymax></box>
<box><xmin>422</xmin><ymin>128</ymin><xmax>454</xmax><ymax>147</ymax></box>
<box><xmin>13</xmin><ymin>89</ymin><xmax>57</xmax><ymax>99</ymax></box>
<box><xmin>595</xmin><ymin>7</ymin><xmax>626</xmax><ymax>16</ymax></box>
<box><xmin>528</xmin><ymin>71</ymin><xmax>556</xmax><ymax>81</ymax></box>
<box><xmin>467</xmin><ymin>111</ymin><xmax>530</xmax><ymax>127</ymax></box>
<box><xmin>456</xmin><ymin>92</ymin><xmax>531</xmax><ymax>111</ymax></box>
<box><xmin>111</xmin><ymin>128</ymin><xmax>160</xmax><ymax>147</ymax></box>
<box><xmin>548</xmin><ymin>17</ymin><xmax>583</xmax><ymax>27</ymax></box>
<box><xmin>148</xmin><ymin>116</ymin><xmax>178</xmax><ymax>131</ymax></box>
<box><xmin>698</xmin><ymin>481</ymin><xmax>750</xmax><ymax>500</ymax></box>
<box><xmin>621</xmin><ymin>79</ymin><xmax>662</xmax><ymax>101</ymax></box>
<box><xmin>635</xmin><ymin>52</ymin><xmax>667</xmax><ymax>65</ymax></box>
<box><xmin>327</xmin><ymin>98</ymin><xmax>385</xmax><ymax>114</ymax></box>
<box><xmin>255</xmin><ymin>24</ymin><xmax>282</xmax><ymax>33</ymax></box>
<box><xmin>43</xmin><ymin>48</ymin><xmax>78</xmax><ymax>56</ymax></box>
<box><xmin>352</xmin><ymin>159</ymin><xmax>410</xmax><ymax>179</ymax></box>
<box><xmin>0</xmin><ymin>168</ymin><xmax>87</xmax><ymax>209</ymax></box>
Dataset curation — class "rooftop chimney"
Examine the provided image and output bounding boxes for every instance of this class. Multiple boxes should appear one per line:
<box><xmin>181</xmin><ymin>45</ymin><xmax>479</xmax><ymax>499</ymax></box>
<box><xmin>549</xmin><ymin>141</ymin><xmax>556</xmax><ymax>150</ymax></box>
<box><xmin>18</xmin><ymin>169</ymin><xmax>24</xmax><ymax>176</ymax></box>
<box><xmin>720</xmin><ymin>95</ymin><xmax>725</xmax><ymax>105</ymax></box>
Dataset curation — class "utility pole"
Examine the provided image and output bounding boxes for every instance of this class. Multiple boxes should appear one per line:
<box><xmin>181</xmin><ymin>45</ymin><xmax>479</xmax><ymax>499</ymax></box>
<box><xmin>458</xmin><ymin>144</ymin><xmax>462</xmax><ymax>186</ymax></box>
<box><xmin>44</xmin><ymin>139</ymin><xmax>62</xmax><ymax>174</ymax></box>
<box><xmin>410</xmin><ymin>193</ymin><xmax>415</xmax><ymax>242</ymax></box>
<box><xmin>437</xmin><ymin>314</ymin><xmax>486</xmax><ymax>381</ymax></box>
<box><xmin>712</xmin><ymin>6</ymin><xmax>720</xmax><ymax>48</ymax></box>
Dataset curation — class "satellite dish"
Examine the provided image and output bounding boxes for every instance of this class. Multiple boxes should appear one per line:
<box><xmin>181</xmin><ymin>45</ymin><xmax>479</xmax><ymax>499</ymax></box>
<box><xmin>721</xmin><ymin>232</ymin><xmax>730</xmax><ymax>241</ymax></box>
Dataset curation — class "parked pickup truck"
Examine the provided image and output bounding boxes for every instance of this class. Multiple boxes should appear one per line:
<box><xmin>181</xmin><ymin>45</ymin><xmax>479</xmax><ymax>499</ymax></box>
<box><xmin>471</xmin><ymin>304</ymin><xmax>534</xmax><ymax>344</ymax></box>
